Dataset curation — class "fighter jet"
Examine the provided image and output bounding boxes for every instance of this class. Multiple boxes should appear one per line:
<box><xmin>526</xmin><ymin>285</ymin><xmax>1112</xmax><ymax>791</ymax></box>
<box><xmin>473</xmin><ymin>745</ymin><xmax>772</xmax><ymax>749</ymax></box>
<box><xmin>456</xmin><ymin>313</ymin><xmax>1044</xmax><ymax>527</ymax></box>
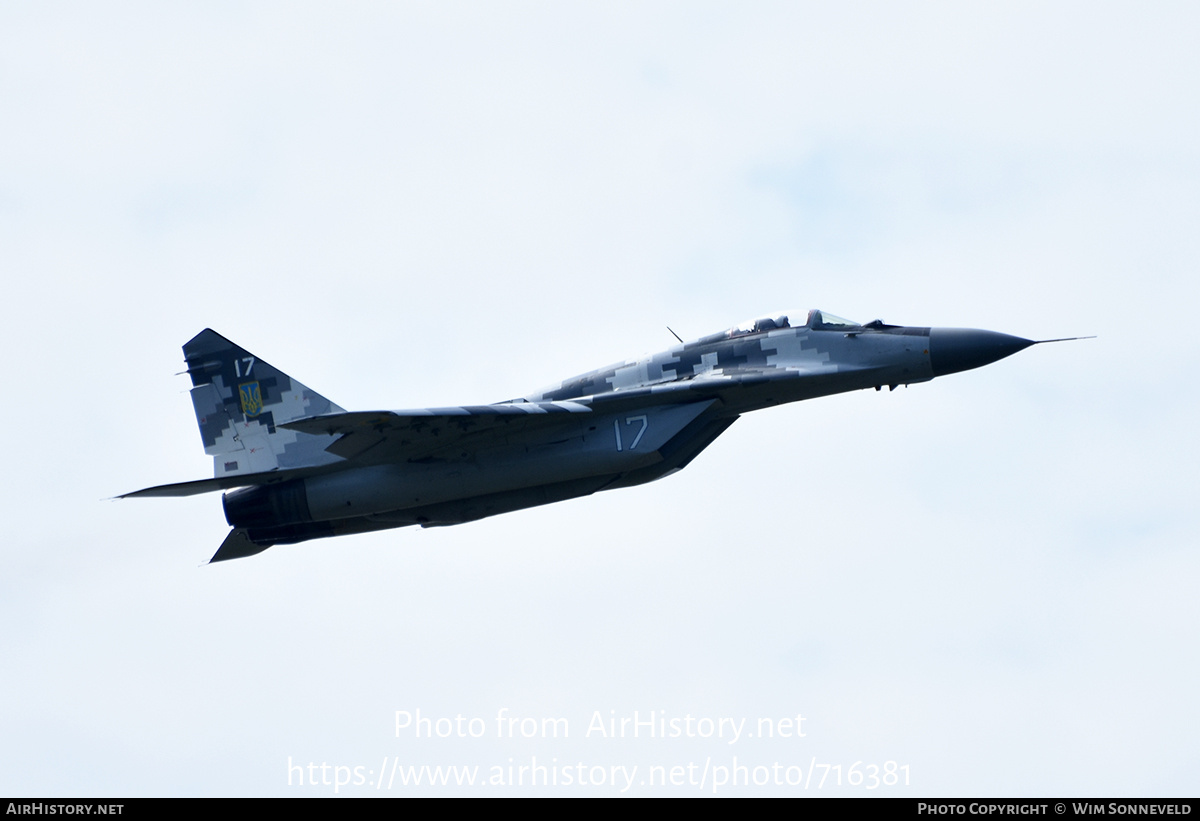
<box><xmin>122</xmin><ymin>310</ymin><xmax>1083</xmax><ymax>562</ymax></box>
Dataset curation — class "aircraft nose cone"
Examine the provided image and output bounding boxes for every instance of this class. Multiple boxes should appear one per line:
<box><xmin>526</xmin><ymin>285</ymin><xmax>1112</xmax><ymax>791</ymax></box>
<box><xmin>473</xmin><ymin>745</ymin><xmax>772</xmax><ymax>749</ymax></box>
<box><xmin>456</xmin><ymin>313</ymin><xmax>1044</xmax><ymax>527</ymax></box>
<box><xmin>929</xmin><ymin>328</ymin><xmax>1035</xmax><ymax>377</ymax></box>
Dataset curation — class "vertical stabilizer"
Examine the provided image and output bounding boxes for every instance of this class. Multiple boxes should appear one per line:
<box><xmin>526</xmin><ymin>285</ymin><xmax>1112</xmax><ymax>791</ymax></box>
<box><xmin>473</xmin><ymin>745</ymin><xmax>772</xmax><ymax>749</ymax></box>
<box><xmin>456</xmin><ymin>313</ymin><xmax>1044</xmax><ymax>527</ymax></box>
<box><xmin>183</xmin><ymin>329</ymin><xmax>345</xmax><ymax>479</ymax></box>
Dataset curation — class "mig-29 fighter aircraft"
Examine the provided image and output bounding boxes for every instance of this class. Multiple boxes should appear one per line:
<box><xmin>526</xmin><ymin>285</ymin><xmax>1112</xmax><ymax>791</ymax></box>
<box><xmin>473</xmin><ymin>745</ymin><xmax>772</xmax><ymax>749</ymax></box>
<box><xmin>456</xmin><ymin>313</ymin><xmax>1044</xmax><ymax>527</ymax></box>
<box><xmin>122</xmin><ymin>310</ymin><xmax>1081</xmax><ymax>562</ymax></box>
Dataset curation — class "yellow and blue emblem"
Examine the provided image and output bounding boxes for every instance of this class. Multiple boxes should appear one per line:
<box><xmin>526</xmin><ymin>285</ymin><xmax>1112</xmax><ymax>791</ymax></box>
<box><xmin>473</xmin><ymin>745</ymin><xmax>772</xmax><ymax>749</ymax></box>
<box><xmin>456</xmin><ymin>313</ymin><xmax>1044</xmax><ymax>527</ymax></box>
<box><xmin>239</xmin><ymin>382</ymin><xmax>263</xmax><ymax>417</ymax></box>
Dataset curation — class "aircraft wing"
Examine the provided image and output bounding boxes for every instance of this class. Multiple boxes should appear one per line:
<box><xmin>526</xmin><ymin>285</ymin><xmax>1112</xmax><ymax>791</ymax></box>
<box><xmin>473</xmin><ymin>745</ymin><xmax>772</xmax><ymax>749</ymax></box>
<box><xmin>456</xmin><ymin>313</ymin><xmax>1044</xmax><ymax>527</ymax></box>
<box><xmin>280</xmin><ymin>400</ymin><xmax>593</xmax><ymax>462</ymax></box>
<box><xmin>286</xmin><ymin>367</ymin><xmax>852</xmax><ymax>463</ymax></box>
<box><xmin>124</xmin><ymin>369</ymin><xmax>850</xmax><ymax>496</ymax></box>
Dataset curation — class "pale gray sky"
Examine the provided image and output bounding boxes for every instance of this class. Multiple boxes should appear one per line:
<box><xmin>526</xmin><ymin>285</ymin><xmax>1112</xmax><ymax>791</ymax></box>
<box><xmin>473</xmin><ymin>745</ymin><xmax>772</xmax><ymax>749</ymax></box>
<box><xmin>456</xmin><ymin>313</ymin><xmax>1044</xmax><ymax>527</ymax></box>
<box><xmin>2</xmin><ymin>2</ymin><xmax>1197</xmax><ymax>796</ymax></box>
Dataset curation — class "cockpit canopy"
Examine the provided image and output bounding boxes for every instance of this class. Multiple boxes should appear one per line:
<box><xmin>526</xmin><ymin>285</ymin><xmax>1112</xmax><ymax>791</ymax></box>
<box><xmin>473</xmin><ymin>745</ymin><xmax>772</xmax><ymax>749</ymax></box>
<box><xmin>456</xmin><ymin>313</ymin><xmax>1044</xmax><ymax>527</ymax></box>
<box><xmin>809</xmin><ymin>310</ymin><xmax>861</xmax><ymax>329</ymax></box>
<box><xmin>724</xmin><ymin>309</ymin><xmax>861</xmax><ymax>339</ymax></box>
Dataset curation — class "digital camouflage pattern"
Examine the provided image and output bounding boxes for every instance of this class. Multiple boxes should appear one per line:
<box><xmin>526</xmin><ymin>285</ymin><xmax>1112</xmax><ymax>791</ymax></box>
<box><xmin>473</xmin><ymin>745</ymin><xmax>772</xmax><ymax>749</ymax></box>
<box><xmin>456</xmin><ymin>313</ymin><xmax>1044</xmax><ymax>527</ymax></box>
<box><xmin>124</xmin><ymin>309</ymin><xmax>1060</xmax><ymax>563</ymax></box>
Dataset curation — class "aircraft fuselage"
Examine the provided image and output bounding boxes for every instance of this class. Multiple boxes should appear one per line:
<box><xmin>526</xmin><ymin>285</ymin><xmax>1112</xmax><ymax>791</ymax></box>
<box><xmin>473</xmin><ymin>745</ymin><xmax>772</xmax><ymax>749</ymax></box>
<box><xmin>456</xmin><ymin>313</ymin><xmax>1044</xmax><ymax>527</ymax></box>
<box><xmin>123</xmin><ymin>310</ymin><xmax>1049</xmax><ymax>561</ymax></box>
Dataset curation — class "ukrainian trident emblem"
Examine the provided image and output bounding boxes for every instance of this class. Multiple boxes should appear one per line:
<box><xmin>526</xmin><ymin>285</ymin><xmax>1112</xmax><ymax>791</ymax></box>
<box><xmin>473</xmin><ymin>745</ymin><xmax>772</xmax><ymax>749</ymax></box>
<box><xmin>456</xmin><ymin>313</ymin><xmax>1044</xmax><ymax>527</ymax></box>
<box><xmin>239</xmin><ymin>382</ymin><xmax>263</xmax><ymax>417</ymax></box>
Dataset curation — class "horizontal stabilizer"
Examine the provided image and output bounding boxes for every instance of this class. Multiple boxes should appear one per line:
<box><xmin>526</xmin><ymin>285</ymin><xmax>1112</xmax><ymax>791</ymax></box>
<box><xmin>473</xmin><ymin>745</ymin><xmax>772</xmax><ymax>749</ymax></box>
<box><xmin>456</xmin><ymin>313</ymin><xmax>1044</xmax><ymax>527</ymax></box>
<box><xmin>118</xmin><ymin>464</ymin><xmax>338</xmax><ymax>498</ymax></box>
